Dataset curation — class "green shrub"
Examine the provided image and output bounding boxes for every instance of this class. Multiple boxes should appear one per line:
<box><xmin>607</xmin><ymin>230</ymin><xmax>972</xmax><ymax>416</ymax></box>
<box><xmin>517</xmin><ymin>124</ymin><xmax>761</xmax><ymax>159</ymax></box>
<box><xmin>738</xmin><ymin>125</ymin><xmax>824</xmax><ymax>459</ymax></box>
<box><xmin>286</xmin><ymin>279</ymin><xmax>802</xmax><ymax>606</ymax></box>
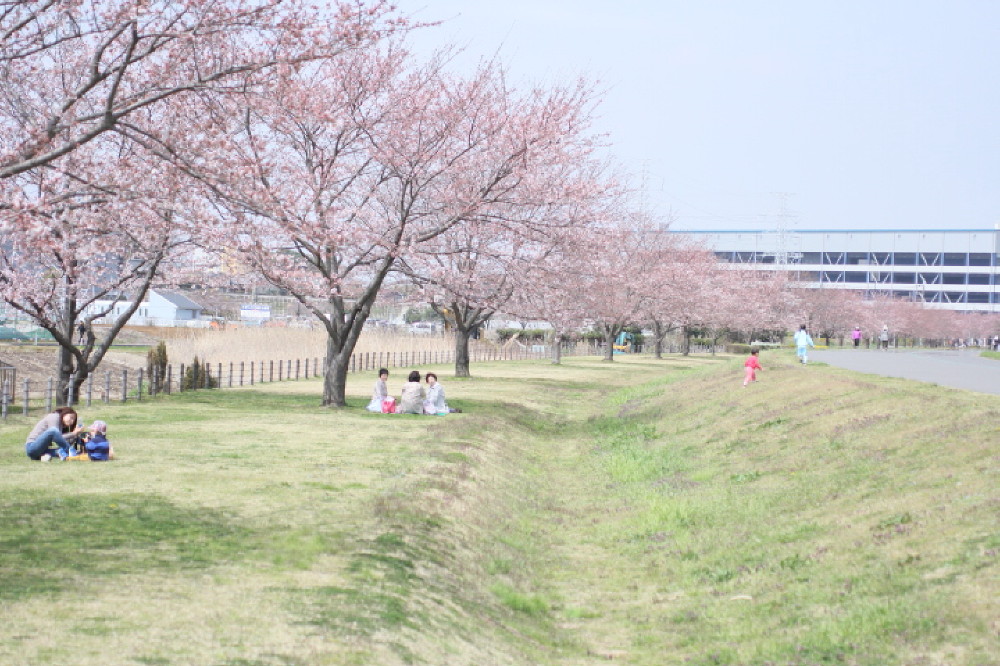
<box><xmin>146</xmin><ymin>341</ymin><xmax>168</xmax><ymax>392</ymax></box>
<box><xmin>181</xmin><ymin>356</ymin><xmax>217</xmax><ymax>390</ymax></box>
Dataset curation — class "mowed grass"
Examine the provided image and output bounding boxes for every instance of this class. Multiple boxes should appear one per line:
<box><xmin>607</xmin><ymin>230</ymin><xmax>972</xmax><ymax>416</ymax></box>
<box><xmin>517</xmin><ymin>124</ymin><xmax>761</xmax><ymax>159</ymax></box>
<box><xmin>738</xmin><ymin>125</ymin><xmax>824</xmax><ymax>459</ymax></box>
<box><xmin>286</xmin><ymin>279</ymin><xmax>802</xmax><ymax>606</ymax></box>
<box><xmin>0</xmin><ymin>353</ymin><xmax>996</xmax><ymax>664</ymax></box>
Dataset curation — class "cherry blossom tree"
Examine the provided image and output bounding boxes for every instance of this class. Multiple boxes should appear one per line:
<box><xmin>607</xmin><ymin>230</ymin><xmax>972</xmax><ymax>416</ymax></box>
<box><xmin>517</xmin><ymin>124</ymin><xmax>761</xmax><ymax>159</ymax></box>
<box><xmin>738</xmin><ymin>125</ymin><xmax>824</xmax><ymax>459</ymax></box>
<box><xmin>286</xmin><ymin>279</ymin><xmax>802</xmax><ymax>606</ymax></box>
<box><xmin>404</xmin><ymin>152</ymin><xmax>614</xmax><ymax>377</ymax></box>
<box><xmin>0</xmin><ymin>0</ymin><xmax>402</xmax><ymax>181</ymax></box>
<box><xmin>508</xmin><ymin>225</ymin><xmax>597</xmax><ymax>365</ymax></box>
<box><xmin>568</xmin><ymin>218</ymin><xmax>665</xmax><ymax>362</ymax></box>
<box><xmin>640</xmin><ymin>236</ymin><xmax>720</xmax><ymax>357</ymax></box>
<box><xmin>0</xmin><ymin>1</ymin><xmax>406</xmax><ymax>393</ymax></box>
<box><xmin>179</xmin><ymin>49</ymin><xmax>603</xmax><ymax>405</ymax></box>
<box><xmin>792</xmin><ymin>286</ymin><xmax>863</xmax><ymax>345</ymax></box>
<box><xmin>0</xmin><ymin>135</ymin><xmax>197</xmax><ymax>401</ymax></box>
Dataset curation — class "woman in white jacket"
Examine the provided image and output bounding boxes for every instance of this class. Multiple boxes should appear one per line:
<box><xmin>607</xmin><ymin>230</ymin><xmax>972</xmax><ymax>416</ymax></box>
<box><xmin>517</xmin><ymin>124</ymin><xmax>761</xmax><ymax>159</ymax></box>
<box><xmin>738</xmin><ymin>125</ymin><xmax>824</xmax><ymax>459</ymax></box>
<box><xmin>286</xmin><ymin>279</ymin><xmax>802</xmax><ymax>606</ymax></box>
<box><xmin>423</xmin><ymin>372</ymin><xmax>457</xmax><ymax>415</ymax></box>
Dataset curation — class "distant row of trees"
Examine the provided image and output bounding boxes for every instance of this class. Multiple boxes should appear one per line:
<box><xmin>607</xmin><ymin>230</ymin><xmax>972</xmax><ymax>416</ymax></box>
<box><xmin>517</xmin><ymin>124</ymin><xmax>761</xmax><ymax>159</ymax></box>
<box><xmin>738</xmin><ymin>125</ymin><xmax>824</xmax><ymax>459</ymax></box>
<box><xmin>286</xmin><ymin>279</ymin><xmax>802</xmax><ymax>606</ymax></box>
<box><xmin>1</xmin><ymin>2</ymin><xmax>995</xmax><ymax>408</ymax></box>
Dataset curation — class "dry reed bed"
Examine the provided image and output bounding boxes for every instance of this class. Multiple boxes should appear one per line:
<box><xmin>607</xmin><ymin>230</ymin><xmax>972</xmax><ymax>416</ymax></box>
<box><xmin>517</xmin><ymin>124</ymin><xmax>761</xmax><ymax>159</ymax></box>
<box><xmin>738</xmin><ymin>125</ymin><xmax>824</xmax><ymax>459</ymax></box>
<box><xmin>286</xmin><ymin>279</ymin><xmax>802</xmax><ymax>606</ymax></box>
<box><xmin>164</xmin><ymin>327</ymin><xmax>467</xmax><ymax>366</ymax></box>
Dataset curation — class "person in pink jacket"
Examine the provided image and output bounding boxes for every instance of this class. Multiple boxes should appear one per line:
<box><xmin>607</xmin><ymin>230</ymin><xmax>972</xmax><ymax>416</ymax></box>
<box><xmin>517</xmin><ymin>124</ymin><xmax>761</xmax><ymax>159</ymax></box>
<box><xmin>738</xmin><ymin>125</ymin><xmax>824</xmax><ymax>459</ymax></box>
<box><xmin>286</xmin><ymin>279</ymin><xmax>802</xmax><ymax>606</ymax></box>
<box><xmin>743</xmin><ymin>348</ymin><xmax>762</xmax><ymax>387</ymax></box>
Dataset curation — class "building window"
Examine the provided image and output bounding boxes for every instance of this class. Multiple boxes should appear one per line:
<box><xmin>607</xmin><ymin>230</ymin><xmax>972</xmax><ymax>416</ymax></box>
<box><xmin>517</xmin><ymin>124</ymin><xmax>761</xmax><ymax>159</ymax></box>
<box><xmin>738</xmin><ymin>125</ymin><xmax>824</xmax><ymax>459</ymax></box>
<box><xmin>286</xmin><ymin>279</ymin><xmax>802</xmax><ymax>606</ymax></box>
<box><xmin>821</xmin><ymin>271</ymin><xmax>844</xmax><ymax>283</ymax></box>
<box><xmin>799</xmin><ymin>252</ymin><xmax>821</xmax><ymax>264</ymax></box>
<box><xmin>942</xmin><ymin>253</ymin><xmax>967</xmax><ymax>266</ymax></box>
<box><xmin>845</xmin><ymin>271</ymin><xmax>867</xmax><ymax>283</ymax></box>
<box><xmin>942</xmin><ymin>273</ymin><xmax>966</xmax><ymax>285</ymax></box>
<box><xmin>968</xmin><ymin>273</ymin><xmax>991</xmax><ymax>285</ymax></box>
<box><xmin>969</xmin><ymin>253</ymin><xmax>992</xmax><ymax>266</ymax></box>
<box><xmin>918</xmin><ymin>273</ymin><xmax>942</xmax><ymax>285</ymax></box>
<box><xmin>893</xmin><ymin>252</ymin><xmax>917</xmax><ymax>265</ymax></box>
<box><xmin>920</xmin><ymin>252</ymin><xmax>940</xmax><ymax>266</ymax></box>
<box><xmin>871</xmin><ymin>252</ymin><xmax>891</xmax><ymax>265</ymax></box>
<box><xmin>967</xmin><ymin>293</ymin><xmax>989</xmax><ymax>303</ymax></box>
<box><xmin>824</xmin><ymin>252</ymin><xmax>845</xmax><ymax>265</ymax></box>
<box><xmin>846</xmin><ymin>252</ymin><xmax>868</xmax><ymax>265</ymax></box>
<box><xmin>943</xmin><ymin>292</ymin><xmax>966</xmax><ymax>303</ymax></box>
<box><xmin>892</xmin><ymin>273</ymin><xmax>916</xmax><ymax>284</ymax></box>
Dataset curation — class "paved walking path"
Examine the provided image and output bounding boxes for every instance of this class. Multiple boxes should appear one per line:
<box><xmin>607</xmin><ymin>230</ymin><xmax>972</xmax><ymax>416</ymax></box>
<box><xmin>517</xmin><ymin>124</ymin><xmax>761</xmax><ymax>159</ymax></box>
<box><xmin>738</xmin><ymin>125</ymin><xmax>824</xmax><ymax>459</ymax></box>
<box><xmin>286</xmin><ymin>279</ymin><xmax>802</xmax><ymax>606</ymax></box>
<box><xmin>809</xmin><ymin>348</ymin><xmax>1000</xmax><ymax>396</ymax></box>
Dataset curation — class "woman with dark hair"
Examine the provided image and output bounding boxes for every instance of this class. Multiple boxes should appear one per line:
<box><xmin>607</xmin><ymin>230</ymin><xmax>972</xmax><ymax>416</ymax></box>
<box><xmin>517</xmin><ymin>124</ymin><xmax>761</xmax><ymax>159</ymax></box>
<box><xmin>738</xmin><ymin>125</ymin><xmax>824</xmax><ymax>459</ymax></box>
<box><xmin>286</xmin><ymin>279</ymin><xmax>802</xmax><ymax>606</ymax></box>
<box><xmin>366</xmin><ymin>368</ymin><xmax>390</xmax><ymax>412</ymax></box>
<box><xmin>423</xmin><ymin>372</ymin><xmax>449</xmax><ymax>415</ymax></box>
<box><xmin>25</xmin><ymin>406</ymin><xmax>83</xmax><ymax>461</ymax></box>
<box><xmin>398</xmin><ymin>370</ymin><xmax>425</xmax><ymax>414</ymax></box>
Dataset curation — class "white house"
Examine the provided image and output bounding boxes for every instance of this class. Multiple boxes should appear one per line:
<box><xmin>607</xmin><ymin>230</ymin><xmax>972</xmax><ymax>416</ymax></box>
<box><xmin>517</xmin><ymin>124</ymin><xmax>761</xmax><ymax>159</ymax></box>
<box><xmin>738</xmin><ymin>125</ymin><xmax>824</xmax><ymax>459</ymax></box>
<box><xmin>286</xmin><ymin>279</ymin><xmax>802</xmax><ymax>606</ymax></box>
<box><xmin>84</xmin><ymin>289</ymin><xmax>207</xmax><ymax>327</ymax></box>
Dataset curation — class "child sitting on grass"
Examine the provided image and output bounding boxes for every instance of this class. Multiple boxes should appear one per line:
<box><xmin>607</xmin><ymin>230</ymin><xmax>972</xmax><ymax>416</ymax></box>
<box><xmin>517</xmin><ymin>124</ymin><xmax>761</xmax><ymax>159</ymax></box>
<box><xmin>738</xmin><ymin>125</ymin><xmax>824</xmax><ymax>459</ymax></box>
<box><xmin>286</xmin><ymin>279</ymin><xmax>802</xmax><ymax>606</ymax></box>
<box><xmin>67</xmin><ymin>420</ymin><xmax>115</xmax><ymax>461</ymax></box>
<box><xmin>85</xmin><ymin>420</ymin><xmax>114</xmax><ymax>460</ymax></box>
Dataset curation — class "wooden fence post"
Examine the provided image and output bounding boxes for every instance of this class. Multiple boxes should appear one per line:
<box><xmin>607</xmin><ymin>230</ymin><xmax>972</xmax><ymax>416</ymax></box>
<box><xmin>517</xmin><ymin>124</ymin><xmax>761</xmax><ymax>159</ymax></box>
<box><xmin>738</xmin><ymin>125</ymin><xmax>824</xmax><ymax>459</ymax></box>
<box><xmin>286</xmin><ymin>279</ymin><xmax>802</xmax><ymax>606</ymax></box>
<box><xmin>137</xmin><ymin>369</ymin><xmax>144</xmax><ymax>401</ymax></box>
<box><xmin>166</xmin><ymin>365</ymin><xmax>172</xmax><ymax>394</ymax></box>
<box><xmin>229</xmin><ymin>362</ymin><xmax>234</xmax><ymax>388</ymax></box>
<box><xmin>46</xmin><ymin>377</ymin><xmax>53</xmax><ymax>412</ymax></box>
<box><xmin>217</xmin><ymin>363</ymin><xmax>222</xmax><ymax>388</ymax></box>
<box><xmin>66</xmin><ymin>374</ymin><xmax>76</xmax><ymax>407</ymax></box>
<box><xmin>270</xmin><ymin>360</ymin><xmax>274</xmax><ymax>383</ymax></box>
<box><xmin>178</xmin><ymin>364</ymin><xmax>185</xmax><ymax>392</ymax></box>
<box><xmin>250</xmin><ymin>361</ymin><xmax>254</xmax><ymax>386</ymax></box>
<box><xmin>104</xmin><ymin>371</ymin><xmax>111</xmax><ymax>403</ymax></box>
<box><xmin>2</xmin><ymin>379</ymin><xmax>9</xmax><ymax>420</ymax></box>
<box><xmin>22</xmin><ymin>378</ymin><xmax>29</xmax><ymax>416</ymax></box>
<box><xmin>121</xmin><ymin>369</ymin><xmax>128</xmax><ymax>403</ymax></box>
<box><xmin>296</xmin><ymin>359</ymin><xmax>300</xmax><ymax>380</ymax></box>
<box><xmin>87</xmin><ymin>374</ymin><xmax>93</xmax><ymax>406</ymax></box>
<box><xmin>240</xmin><ymin>362</ymin><xmax>245</xmax><ymax>386</ymax></box>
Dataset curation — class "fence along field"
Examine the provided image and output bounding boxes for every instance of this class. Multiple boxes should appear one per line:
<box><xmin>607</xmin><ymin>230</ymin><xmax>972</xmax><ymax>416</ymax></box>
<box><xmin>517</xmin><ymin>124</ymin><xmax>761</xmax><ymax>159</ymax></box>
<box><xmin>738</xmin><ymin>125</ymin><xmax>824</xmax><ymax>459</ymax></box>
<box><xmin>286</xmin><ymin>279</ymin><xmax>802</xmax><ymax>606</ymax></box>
<box><xmin>0</xmin><ymin>326</ymin><xmax>603</xmax><ymax>418</ymax></box>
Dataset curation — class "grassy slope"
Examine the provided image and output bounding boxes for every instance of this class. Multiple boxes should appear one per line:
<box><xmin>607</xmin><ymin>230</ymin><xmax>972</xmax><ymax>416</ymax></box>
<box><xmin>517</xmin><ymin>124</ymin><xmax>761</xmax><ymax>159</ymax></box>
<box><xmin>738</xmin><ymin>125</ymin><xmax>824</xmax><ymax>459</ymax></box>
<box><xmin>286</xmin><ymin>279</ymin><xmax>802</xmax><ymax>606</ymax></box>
<box><xmin>0</xmin><ymin>354</ymin><xmax>996</xmax><ymax>665</ymax></box>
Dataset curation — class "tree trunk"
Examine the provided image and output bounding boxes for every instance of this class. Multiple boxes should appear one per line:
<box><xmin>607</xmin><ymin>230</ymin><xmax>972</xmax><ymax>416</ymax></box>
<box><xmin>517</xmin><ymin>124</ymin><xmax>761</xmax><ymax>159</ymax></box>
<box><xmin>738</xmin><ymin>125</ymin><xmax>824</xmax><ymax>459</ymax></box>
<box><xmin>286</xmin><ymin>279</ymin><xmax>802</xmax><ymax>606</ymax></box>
<box><xmin>322</xmin><ymin>336</ymin><xmax>350</xmax><ymax>407</ymax></box>
<box><xmin>681</xmin><ymin>325</ymin><xmax>691</xmax><ymax>356</ymax></box>
<box><xmin>603</xmin><ymin>329</ymin><xmax>615</xmax><ymax>362</ymax></box>
<box><xmin>653</xmin><ymin>322</ymin><xmax>665</xmax><ymax>359</ymax></box>
<box><xmin>551</xmin><ymin>333</ymin><xmax>563</xmax><ymax>364</ymax></box>
<box><xmin>454</xmin><ymin>327</ymin><xmax>472</xmax><ymax>378</ymax></box>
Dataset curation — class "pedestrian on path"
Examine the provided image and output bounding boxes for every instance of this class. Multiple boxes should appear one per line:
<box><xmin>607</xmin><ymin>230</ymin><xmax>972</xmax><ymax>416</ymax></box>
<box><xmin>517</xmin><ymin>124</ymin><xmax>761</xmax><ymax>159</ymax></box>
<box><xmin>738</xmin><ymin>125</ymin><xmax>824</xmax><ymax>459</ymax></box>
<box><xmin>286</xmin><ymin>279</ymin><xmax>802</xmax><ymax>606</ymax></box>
<box><xmin>794</xmin><ymin>325</ymin><xmax>815</xmax><ymax>364</ymax></box>
<box><xmin>851</xmin><ymin>326</ymin><xmax>862</xmax><ymax>348</ymax></box>
<box><xmin>880</xmin><ymin>325</ymin><xmax>890</xmax><ymax>350</ymax></box>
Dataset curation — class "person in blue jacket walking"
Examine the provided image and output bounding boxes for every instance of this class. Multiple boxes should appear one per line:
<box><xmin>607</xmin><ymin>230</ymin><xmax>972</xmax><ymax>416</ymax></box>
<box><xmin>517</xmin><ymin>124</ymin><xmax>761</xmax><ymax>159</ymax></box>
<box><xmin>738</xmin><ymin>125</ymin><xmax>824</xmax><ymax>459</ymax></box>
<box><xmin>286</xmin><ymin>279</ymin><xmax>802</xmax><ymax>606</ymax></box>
<box><xmin>794</xmin><ymin>324</ymin><xmax>815</xmax><ymax>365</ymax></box>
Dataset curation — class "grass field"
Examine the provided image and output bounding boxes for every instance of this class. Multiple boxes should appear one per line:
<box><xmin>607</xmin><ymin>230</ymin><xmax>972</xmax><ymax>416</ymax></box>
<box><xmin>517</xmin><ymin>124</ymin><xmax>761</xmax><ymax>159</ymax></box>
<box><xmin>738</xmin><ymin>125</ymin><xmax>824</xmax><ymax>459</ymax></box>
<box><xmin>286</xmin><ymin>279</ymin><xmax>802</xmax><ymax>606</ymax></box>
<box><xmin>0</xmin><ymin>353</ymin><xmax>996</xmax><ymax>665</ymax></box>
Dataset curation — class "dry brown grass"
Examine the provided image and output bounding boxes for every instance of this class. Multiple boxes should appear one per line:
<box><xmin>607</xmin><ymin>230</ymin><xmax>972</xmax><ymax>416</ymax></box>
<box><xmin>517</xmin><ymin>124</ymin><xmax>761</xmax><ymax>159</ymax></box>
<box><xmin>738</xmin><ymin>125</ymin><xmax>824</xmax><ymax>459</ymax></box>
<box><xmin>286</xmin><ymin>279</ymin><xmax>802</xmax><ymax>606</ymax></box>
<box><xmin>163</xmin><ymin>326</ymin><xmax>463</xmax><ymax>366</ymax></box>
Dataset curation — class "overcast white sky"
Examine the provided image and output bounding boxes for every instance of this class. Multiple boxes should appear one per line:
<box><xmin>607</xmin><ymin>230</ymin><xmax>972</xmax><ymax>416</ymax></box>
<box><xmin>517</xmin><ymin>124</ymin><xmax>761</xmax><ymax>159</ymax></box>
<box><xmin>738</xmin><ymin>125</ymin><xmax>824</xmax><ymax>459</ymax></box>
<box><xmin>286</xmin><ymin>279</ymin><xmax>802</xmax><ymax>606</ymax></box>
<box><xmin>392</xmin><ymin>1</ymin><xmax>1000</xmax><ymax>233</ymax></box>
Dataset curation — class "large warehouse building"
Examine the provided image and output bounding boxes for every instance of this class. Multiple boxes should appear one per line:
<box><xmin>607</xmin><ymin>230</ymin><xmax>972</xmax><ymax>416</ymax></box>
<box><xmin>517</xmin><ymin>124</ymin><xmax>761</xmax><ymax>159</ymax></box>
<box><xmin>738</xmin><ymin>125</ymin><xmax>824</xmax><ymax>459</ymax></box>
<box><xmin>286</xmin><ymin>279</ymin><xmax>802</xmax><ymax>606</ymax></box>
<box><xmin>676</xmin><ymin>227</ymin><xmax>1000</xmax><ymax>313</ymax></box>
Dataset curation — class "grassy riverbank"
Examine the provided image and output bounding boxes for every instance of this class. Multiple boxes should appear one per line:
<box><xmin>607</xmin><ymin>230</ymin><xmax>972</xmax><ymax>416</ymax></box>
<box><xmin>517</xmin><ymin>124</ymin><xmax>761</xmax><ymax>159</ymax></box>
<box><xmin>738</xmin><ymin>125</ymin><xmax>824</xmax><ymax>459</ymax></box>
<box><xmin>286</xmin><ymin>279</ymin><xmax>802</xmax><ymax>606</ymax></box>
<box><xmin>1</xmin><ymin>354</ymin><xmax>996</xmax><ymax>664</ymax></box>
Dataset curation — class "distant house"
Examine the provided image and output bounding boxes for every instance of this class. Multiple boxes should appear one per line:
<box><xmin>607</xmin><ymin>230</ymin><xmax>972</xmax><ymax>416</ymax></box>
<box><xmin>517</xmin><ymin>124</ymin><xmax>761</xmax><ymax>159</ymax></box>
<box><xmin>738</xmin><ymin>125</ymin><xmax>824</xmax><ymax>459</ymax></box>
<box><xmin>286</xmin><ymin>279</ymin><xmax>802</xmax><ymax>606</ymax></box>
<box><xmin>83</xmin><ymin>289</ymin><xmax>206</xmax><ymax>327</ymax></box>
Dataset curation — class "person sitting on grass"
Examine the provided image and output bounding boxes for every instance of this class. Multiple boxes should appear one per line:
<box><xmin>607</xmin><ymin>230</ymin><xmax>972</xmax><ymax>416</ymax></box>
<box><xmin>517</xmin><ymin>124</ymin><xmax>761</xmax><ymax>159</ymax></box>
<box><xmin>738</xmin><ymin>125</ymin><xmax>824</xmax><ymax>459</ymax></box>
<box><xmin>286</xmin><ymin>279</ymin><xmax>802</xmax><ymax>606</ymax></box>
<box><xmin>423</xmin><ymin>373</ymin><xmax>461</xmax><ymax>414</ymax></box>
<box><xmin>84</xmin><ymin>420</ymin><xmax>114</xmax><ymax>461</ymax></box>
<box><xmin>25</xmin><ymin>406</ymin><xmax>83</xmax><ymax>461</ymax></box>
<box><xmin>398</xmin><ymin>370</ymin><xmax>425</xmax><ymax>414</ymax></box>
<box><xmin>366</xmin><ymin>368</ymin><xmax>390</xmax><ymax>413</ymax></box>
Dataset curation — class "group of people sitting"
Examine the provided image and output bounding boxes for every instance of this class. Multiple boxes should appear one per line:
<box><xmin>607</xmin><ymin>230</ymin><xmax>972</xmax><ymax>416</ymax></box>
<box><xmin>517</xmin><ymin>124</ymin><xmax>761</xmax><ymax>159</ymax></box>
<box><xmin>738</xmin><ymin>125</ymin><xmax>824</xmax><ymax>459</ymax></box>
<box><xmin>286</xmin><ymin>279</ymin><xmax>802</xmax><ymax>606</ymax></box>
<box><xmin>24</xmin><ymin>406</ymin><xmax>114</xmax><ymax>461</ymax></box>
<box><xmin>366</xmin><ymin>368</ymin><xmax>461</xmax><ymax>415</ymax></box>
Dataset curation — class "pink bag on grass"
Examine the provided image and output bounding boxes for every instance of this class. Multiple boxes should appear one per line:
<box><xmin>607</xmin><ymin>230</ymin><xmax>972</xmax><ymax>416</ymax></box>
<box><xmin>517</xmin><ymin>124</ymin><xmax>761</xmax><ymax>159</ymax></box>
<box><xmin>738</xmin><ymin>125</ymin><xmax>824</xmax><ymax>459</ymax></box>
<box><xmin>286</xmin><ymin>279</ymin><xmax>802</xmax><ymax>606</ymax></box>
<box><xmin>381</xmin><ymin>397</ymin><xmax>396</xmax><ymax>414</ymax></box>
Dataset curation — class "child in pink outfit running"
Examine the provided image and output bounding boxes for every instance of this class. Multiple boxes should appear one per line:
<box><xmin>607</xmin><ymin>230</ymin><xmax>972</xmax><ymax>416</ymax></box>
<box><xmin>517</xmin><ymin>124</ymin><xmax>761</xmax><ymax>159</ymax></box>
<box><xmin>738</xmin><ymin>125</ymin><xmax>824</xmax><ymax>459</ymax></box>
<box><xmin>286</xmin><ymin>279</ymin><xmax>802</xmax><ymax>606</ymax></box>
<box><xmin>743</xmin><ymin>348</ymin><xmax>762</xmax><ymax>387</ymax></box>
